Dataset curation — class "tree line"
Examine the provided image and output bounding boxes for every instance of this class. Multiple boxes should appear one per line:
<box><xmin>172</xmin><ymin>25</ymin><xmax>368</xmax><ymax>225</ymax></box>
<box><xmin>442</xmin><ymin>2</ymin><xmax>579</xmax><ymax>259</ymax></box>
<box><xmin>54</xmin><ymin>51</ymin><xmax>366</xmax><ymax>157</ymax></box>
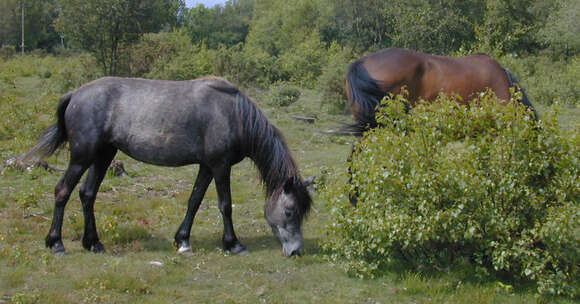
<box><xmin>0</xmin><ymin>0</ymin><xmax>578</xmax><ymax>76</ymax></box>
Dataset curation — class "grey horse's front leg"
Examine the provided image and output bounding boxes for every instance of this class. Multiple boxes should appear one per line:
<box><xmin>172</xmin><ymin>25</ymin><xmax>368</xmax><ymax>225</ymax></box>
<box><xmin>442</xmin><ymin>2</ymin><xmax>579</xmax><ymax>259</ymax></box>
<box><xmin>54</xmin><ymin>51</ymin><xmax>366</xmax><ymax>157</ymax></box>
<box><xmin>174</xmin><ymin>164</ymin><xmax>213</xmax><ymax>254</ymax></box>
<box><xmin>212</xmin><ymin>165</ymin><xmax>248</xmax><ymax>255</ymax></box>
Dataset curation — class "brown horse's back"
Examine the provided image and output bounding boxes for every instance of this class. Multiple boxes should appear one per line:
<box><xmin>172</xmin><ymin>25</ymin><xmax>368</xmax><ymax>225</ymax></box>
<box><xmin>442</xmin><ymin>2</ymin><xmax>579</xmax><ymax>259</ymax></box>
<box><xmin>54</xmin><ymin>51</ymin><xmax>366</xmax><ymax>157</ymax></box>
<box><xmin>344</xmin><ymin>48</ymin><xmax>534</xmax><ymax>136</ymax></box>
<box><xmin>362</xmin><ymin>48</ymin><xmax>510</xmax><ymax>105</ymax></box>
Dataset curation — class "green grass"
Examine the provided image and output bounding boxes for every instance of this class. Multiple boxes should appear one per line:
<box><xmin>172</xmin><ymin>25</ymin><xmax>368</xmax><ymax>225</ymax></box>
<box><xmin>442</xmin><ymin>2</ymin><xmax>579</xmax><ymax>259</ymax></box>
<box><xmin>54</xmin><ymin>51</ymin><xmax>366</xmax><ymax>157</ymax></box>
<box><xmin>0</xmin><ymin>57</ymin><xmax>576</xmax><ymax>303</ymax></box>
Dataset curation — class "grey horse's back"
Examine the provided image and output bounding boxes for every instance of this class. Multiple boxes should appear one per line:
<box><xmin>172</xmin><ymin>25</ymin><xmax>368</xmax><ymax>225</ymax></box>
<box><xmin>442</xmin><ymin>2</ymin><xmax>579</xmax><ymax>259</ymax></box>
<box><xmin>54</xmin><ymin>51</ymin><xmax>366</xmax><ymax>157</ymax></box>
<box><xmin>66</xmin><ymin>77</ymin><xmax>242</xmax><ymax>166</ymax></box>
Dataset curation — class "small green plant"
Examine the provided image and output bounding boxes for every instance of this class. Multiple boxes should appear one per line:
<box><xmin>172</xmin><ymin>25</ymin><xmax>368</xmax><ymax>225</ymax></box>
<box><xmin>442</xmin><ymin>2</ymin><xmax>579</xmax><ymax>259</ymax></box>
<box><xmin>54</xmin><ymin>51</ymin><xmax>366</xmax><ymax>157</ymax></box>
<box><xmin>0</xmin><ymin>45</ymin><xmax>16</xmax><ymax>60</ymax></box>
<box><xmin>266</xmin><ymin>83</ymin><xmax>301</xmax><ymax>107</ymax></box>
<box><xmin>323</xmin><ymin>92</ymin><xmax>579</xmax><ymax>297</ymax></box>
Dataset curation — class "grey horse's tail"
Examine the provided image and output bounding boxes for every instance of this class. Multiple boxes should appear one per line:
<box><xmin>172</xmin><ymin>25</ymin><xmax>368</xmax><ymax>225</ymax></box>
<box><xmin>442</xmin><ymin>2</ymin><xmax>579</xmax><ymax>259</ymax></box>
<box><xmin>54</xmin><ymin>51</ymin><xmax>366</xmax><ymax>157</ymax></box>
<box><xmin>22</xmin><ymin>92</ymin><xmax>72</xmax><ymax>162</ymax></box>
<box><xmin>504</xmin><ymin>68</ymin><xmax>538</xmax><ymax>120</ymax></box>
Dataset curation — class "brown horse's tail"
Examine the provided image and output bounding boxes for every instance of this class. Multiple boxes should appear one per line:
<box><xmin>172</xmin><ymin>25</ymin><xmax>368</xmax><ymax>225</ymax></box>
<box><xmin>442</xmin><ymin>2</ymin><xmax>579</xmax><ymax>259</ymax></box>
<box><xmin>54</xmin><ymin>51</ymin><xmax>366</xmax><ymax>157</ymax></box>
<box><xmin>22</xmin><ymin>92</ymin><xmax>72</xmax><ymax>162</ymax></box>
<box><xmin>343</xmin><ymin>60</ymin><xmax>385</xmax><ymax>136</ymax></box>
<box><xmin>504</xmin><ymin>68</ymin><xmax>538</xmax><ymax>120</ymax></box>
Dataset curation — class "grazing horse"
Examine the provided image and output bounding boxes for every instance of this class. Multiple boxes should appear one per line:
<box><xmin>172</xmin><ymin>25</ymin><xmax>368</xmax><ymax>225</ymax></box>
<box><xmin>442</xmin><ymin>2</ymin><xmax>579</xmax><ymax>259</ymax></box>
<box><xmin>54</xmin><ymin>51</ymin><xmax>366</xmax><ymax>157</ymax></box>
<box><xmin>345</xmin><ymin>48</ymin><xmax>536</xmax><ymax>205</ymax></box>
<box><xmin>345</xmin><ymin>48</ymin><xmax>536</xmax><ymax>136</ymax></box>
<box><xmin>23</xmin><ymin>77</ymin><xmax>312</xmax><ymax>257</ymax></box>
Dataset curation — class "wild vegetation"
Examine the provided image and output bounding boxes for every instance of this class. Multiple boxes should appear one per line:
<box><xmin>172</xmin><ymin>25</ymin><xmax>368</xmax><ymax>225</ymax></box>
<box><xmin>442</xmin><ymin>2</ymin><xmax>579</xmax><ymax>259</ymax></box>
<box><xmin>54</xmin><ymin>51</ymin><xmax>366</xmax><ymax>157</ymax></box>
<box><xmin>1</xmin><ymin>0</ymin><xmax>579</xmax><ymax>302</ymax></box>
<box><xmin>323</xmin><ymin>93</ymin><xmax>579</xmax><ymax>297</ymax></box>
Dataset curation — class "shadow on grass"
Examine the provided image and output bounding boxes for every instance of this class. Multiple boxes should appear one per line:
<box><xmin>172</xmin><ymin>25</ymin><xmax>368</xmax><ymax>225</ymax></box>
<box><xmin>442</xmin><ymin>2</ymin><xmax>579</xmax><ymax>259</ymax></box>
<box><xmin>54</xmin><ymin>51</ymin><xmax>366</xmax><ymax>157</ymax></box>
<box><xmin>125</xmin><ymin>232</ymin><xmax>326</xmax><ymax>258</ymax></box>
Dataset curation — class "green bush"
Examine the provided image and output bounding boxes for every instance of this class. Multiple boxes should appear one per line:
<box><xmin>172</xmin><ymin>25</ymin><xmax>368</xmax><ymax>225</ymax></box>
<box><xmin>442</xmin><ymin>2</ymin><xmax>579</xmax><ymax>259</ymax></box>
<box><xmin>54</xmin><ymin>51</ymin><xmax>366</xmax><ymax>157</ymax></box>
<box><xmin>500</xmin><ymin>55</ymin><xmax>580</xmax><ymax>105</ymax></box>
<box><xmin>48</xmin><ymin>54</ymin><xmax>102</xmax><ymax>92</ymax></box>
<box><xmin>322</xmin><ymin>92</ymin><xmax>579</xmax><ymax>297</ymax></box>
<box><xmin>0</xmin><ymin>55</ymin><xmax>41</xmax><ymax>78</ymax></box>
<box><xmin>214</xmin><ymin>44</ymin><xmax>280</xmax><ymax>86</ymax></box>
<box><xmin>0</xmin><ymin>45</ymin><xmax>15</xmax><ymax>60</ymax></box>
<box><xmin>265</xmin><ymin>83</ymin><xmax>302</xmax><ymax>107</ymax></box>
<box><xmin>316</xmin><ymin>42</ymin><xmax>353</xmax><ymax>114</ymax></box>
<box><xmin>146</xmin><ymin>43</ymin><xmax>215</xmax><ymax>81</ymax></box>
<box><xmin>276</xmin><ymin>32</ymin><xmax>326</xmax><ymax>86</ymax></box>
<box><xmin>124</xmin><ymin>30</ymin><xmax>191</xmax><ymax>77</ymax></box>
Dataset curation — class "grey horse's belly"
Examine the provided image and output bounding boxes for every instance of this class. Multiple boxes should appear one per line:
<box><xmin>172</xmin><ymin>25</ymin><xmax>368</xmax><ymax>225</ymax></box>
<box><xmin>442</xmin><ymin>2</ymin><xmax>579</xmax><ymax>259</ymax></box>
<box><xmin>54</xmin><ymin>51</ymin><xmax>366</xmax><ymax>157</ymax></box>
<box><xmin>109</xmin><ymin>121</ymin><xmax>204</xmax><ymax>166</ymax></box>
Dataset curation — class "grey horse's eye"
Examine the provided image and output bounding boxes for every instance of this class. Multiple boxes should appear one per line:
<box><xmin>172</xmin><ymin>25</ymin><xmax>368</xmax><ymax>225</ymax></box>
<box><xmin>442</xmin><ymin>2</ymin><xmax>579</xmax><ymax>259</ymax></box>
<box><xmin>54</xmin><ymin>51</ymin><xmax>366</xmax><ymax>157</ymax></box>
<box><xmin>284</xmin><ymin>208</ymin><xmax>295</xmax><ymax>218</ymax></box>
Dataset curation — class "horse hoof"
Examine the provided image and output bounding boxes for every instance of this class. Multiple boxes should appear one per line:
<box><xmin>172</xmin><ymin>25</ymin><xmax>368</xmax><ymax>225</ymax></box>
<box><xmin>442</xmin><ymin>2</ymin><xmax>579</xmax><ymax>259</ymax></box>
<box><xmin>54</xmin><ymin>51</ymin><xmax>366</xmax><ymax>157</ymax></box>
<box><xmin>236</xmin><ymin>249</ymin><xmax>250</xmax><ymax>256</ymax></box>
<box><xmin>51</xmin><ymin>243</ymin><xmax>66</xmax><ymax>255</ymax></box>
<box><xmin>177</xmin><ymin>245</ymin><xmax>193</xmax><ymax>255</ymax></box>
<box><xmin>90</xmin><ymin>243</ymin><xmax>105</xmax><ymax>253</ymax></box>
<box><xmin>229</xmin><ymin>243</ymin><xmax>249</xmax><ymax>256</ymax></box>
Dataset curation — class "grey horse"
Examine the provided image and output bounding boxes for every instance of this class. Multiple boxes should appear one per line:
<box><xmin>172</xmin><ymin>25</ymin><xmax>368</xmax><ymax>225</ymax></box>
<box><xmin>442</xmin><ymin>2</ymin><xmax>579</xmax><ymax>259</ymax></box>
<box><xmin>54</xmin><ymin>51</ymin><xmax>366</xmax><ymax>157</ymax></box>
<box><xmin>24</xmin><ymin>76</ymin><xmax>312</xmax><ymax>257</ymax></box>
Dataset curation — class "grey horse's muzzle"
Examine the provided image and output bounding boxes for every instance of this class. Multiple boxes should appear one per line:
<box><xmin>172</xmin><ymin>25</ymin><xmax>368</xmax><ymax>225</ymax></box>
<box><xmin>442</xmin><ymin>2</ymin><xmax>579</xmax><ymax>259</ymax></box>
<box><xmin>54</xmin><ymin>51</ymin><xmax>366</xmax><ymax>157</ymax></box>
<box><xmin>272</xmin><ymin>226</ymin><xmax>303</xmax><ymax>257</ymax></box>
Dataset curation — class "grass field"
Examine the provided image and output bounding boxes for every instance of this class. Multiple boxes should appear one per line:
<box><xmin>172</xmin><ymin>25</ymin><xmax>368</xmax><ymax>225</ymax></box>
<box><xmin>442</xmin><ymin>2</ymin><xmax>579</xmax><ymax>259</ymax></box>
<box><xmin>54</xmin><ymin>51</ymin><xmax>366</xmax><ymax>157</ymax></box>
<box><xmin>1</xmin><ymin>62</ymin><xmax>578</xmax><ymax>303</ymax></box>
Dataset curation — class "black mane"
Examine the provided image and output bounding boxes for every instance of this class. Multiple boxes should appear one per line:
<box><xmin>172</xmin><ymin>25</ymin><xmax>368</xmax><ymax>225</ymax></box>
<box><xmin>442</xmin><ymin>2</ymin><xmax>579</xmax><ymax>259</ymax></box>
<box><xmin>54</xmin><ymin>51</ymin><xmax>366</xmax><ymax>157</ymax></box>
<box><xmin>234</xmin><ymin>92</ymin><xmax>312</xmax><ymax>217</ymax></box>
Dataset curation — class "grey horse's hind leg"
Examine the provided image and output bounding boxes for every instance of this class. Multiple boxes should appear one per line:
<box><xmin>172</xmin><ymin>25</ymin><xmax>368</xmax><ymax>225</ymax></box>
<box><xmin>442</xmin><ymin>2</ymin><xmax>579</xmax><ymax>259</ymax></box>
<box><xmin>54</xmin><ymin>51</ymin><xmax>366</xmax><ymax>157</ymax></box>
<box><xmin>79</xmin><ymin>147</ymin><xmax>117</xmax><ymax>253</ymax></box>
<box><xmin>174</xmin><ymin>164</ymin><xmax>213</xmax><ymax>254</ymax></box>
<box><xmin>46</xmin><ymin>162</ymin><xmax>90</xmax><ymax>254</ymax></box>
<box><xmin>213</xmin><ymin>165</ymin><xmax>248</xmax><ymax>255</ymax></box>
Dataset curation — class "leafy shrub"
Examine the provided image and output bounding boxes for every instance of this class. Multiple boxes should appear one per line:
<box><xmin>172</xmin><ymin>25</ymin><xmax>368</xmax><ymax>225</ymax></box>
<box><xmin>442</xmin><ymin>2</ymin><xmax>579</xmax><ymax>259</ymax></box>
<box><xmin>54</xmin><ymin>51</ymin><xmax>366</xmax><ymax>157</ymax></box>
<box><xmin>499</xmin><ymin>54</ymin><xmax>580</xmax><ymax>105</ymax></box>
<box><xmin>214</xmin><ymin>43</ymin><xmax>280</xmax><ymax>86</ymax></box>
<box><xmin>48</xmin><ymin>54</ymin><xmax>102</xmax><ymax>92</ymax></box>
<box><xmin>146</xmin><ymin>43</ymin><xmax>215</xmax><ymax>81</ymax></box>
<box><xmin>265</xmin><ymin>83</ymin><xmax>302</xmax><ymax>107</ymax></box>
<box><xmin>276</xmin><ymin>32</ymin><xmax>326</xmax><ymax>86</ymax></box>
<box><xmin>322</xmin><ymin>92</ymin><xmax>579</xmax><ymax>297</ymax></box>
<box><xmin>124</xmin><ymin>30</ymin><xmax>191</xmax><ymax>77</ymax></box>
<box><xmin>317</xmin><ymin>42</ymin><xmax>353</xmax><ymax>114</ymax></box>
<box><xmin>0</xmin><ymin>55</ymin><xmax>40</xmax><ymax>78</ymax></box>
<box><xmin>0</xmin><ymin>45</ymin><xmax>15</xmax><ymax>60</ymax></box>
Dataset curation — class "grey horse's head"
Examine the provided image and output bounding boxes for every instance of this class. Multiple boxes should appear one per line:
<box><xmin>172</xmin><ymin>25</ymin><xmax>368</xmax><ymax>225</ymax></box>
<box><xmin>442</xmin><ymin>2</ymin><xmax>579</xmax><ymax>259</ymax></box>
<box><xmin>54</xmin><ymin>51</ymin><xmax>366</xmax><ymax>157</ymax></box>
<box><xmin>265</xmin><ymin>177</ymin><xmax>313</xmax><ymax>256</ymax></box>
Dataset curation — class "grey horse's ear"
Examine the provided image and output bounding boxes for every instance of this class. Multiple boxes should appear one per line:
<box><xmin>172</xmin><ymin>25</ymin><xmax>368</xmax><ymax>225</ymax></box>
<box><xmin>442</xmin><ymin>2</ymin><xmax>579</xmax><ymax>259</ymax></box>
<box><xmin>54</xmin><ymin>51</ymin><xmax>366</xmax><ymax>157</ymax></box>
<box><xmin>303</xmin><ymin>176</ymin><xmax>315</xmax><ymax>187</ymax></box>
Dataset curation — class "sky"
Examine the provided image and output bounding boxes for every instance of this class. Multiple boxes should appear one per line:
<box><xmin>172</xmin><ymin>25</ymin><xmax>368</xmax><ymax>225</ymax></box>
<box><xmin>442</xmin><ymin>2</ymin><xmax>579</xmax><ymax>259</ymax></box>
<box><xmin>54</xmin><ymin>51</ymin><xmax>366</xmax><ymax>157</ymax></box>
<box><xmin>185</xmin><ymin>0</ymin><xmax>227</xmax><ymax>7</ymax></box>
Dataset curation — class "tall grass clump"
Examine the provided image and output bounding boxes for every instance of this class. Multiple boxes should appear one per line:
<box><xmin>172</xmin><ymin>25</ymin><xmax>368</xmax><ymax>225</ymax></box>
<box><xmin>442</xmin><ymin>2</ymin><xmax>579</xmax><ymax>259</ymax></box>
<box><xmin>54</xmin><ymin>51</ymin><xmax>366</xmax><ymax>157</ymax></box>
<box><xmin>322</xmin><ymin>92</ymin><xmax>579</xmax><ymax>298</ymax></box>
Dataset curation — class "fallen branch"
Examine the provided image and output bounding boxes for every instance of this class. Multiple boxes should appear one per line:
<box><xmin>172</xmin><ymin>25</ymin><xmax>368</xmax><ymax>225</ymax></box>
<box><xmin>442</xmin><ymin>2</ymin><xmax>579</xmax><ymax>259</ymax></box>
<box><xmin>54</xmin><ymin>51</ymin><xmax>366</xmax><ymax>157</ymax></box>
<box><xmin>1</xmin><ymin>154</ymin><xmax>63</xmax><ymax>175</ymax></box>
<box><xmin>291</xmin><ymin>115</ymin><xmax>316</xmax><ymax>123</ymax></box>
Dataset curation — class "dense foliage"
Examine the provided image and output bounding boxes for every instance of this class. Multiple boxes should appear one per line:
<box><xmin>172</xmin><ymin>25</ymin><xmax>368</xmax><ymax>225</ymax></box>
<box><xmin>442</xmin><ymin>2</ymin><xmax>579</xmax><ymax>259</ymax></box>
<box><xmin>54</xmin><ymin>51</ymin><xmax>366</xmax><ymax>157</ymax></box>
<box><xmin>322</xmin><ymin>93</ymin><xmax>579</xmax><ymax>297</ymax></box>
<box><xmin>54</xmin><ymin>0</ymin><xmax>183</xmax><ymax>75</ymax></box>
<box><xmin>2</xmin><ymin>0</ymin><xmax>578</xmax><ymax>76</ymax></box>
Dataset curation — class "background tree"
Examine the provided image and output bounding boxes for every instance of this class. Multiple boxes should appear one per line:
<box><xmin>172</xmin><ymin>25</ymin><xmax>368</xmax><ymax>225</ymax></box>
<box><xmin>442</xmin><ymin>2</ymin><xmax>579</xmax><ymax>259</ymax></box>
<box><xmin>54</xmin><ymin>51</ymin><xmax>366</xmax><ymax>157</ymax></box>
<box><xmin>0</xmin><ymin>0</ymin><xmax>60</xmax><ymax>52</ymax></box>
<box><xmin>184</xmin><ymin>0</ymin><xmax>254</xmax><ymax>48</ymax></box>
<box><xmin>320</xmin><ymin>0</ymin><xmax>394</xmax><ymax>52</ymax></box>
<box><xmin>538</xmin><ymin>0</ymin><xmax>580</xmax><ymax>58</ymax></box>
<box><xmin>390</xmin><ymin>1</ymin><xmax>481</xmax><ymax>54</ymax></box>
<box><xmin>475</xmin><ymin>0</ymin><xmax>541</xmax><ymax>55</ymax></box>
<box><xmin>54</xmin><ymin>0</ymin><xmax>184</xmax><ymax>75</ymax></box>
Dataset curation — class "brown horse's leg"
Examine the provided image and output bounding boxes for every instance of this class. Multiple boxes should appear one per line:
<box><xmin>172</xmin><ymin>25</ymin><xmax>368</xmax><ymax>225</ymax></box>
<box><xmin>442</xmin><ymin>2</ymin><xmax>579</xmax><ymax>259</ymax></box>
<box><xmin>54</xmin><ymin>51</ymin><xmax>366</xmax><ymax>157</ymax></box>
<box><xmin>78</xmin><ymin>147</ymin><xmax>117</xmax><ymax>253</ymax></box>
<box><xmin>46</xmin><ymin>162</ymin><xmax>89</xmax><ymax>254</ymax></box>
<box><xmin>174</xmin><ymin>164</ymin><xmax>213</xmax><ymax>253</ymax></box>
<box><xmin>213</xmin><ymin>165</ymin><xmax>248</xmax><ymax>255</ymax></box>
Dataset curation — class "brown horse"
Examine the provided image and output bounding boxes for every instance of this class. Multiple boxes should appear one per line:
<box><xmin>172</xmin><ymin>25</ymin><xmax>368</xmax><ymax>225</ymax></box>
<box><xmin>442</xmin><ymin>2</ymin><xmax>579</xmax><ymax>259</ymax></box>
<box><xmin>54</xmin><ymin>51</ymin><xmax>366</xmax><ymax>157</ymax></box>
<box><xmin>345</xmin><ymin>48</ymin><xmax>536</xmax><ymax>135</ymax></box>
